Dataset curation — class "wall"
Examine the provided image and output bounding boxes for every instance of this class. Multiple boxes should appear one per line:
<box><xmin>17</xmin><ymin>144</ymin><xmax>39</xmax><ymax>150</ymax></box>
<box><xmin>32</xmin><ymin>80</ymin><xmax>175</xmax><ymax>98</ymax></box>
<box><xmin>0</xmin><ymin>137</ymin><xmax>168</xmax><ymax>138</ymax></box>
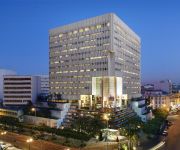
<box><xmin>24</xmin><ymin>115</ymin><xmax>57</xmax><ymax>128</ymax></box>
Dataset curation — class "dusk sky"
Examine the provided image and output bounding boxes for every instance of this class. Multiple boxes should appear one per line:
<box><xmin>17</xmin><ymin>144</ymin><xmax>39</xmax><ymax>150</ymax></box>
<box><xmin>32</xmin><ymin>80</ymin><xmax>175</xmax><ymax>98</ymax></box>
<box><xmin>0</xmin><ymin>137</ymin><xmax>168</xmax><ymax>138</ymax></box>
<box><xmin>0</xmin><ymin>0</ymin><xmax>179</xmax><ymax>83</ymax></box>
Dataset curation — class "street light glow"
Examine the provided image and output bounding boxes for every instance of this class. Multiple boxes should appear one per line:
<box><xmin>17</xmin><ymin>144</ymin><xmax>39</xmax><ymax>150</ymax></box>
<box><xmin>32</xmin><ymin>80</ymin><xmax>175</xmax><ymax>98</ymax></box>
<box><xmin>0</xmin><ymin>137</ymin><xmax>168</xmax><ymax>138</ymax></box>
<box><xmin>31</xmin><ymin>108</ymin><xmax>36</xmax><ymax>112</ymax></box>
<box><xmin>103</xmin><ymin>113</ymin><xmax>110</xmax><ymax>121</ymax></box>
<box><xmin>27</xmin><ymin>138</ymin><xmax>33</xmax><ymax>143</ymax></box>
<box><xmin>1</xmin><ymin>131</ymin><xmax>7</xmax><ymax>135</ymax></box>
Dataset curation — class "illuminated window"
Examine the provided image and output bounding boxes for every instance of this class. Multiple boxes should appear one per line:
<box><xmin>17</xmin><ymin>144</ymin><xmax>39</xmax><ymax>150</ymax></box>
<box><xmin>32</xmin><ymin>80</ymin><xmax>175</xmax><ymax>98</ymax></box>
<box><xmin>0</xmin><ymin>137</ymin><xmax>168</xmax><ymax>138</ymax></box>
<box><xmin>68</xmin><ymin>32</ymin><xmax>72</xmax><ymax>35</ymax></box>
<box><xmin>59</xmin><ymin>34</ymin><xmax>63</xmax><ymax>37</ymax></box>
<box><xmin>107</xmin><ymin>22</ymin><xmax>110</xmax><ymax>26</ymax></box>
<box><xmin>85</xmin><ymin>27</ymin><xmax>89</xmax><ymax>31</ymax></box>
<box><xmin>79</xmin><ymin>29</ymin><xmax>84</xmax><ymax>33</ymax></box>
<box><xmin>73</xmin><ymin>30</ymin><xmax>78</xmax><ymax>34</ymax></box>
<box><xmin>96</xmin><ymin>25</ymin><xmax>102</xmax><ymax>29</ymax></box>
<box><xmin>91</xmin><ymin>26</ymin><xmax>95</xmax><ymax>30</ymax></box>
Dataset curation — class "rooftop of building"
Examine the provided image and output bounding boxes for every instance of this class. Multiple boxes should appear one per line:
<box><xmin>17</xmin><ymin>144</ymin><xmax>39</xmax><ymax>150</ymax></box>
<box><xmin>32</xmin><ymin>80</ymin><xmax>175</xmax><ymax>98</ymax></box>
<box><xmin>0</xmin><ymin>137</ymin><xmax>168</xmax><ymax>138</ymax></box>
<box><xmin>49</xmin><ymin>13</ymin><xmax>140</xmax><ymax>41</ymax></box>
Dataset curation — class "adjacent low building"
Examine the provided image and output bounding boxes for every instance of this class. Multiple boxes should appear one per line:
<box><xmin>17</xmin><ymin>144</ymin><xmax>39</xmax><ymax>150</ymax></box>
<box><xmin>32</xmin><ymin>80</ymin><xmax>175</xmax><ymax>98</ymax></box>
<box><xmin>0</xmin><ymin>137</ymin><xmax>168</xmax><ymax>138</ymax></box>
<box><xmin>3</xmin><ymin>75</ymin><xmax>40</xmax><ymax>105</ymax></box>
<box><xmin>149</xmin><ymin>91</ymin><xmax>170</xmax><ymax>110</ymax></box>
<box><xmin>172</xmin><ymin>83</ymin><xmax>180</xmax><ymax>93</ymax></box>
<box><xmin>169</xmin><ymin>93</ymin><xmax>180</xmax><ymax>109</ymax></box>
<box><xmin>38</xmin><ymin>75</ymin><xmax>49</xmax><ymax>96</ymax></box>
<box><xmin>0</xmin><ymin>69</ymin><xmax>16</xmax><ymax>100</ymax></box>
<box><xmin>131</xmin><ymin>98</ymin><xmax>152</xmax><ymax>122</ymax></box>
<box><xmin>0</xmin><ymin>107</ymin><xmax>23</xmax><ymax>122</ymax></box>
<box><xmin>23</xmin><ymin>115</ymin><xmax>57</xmax><ymax>128</ymax></box>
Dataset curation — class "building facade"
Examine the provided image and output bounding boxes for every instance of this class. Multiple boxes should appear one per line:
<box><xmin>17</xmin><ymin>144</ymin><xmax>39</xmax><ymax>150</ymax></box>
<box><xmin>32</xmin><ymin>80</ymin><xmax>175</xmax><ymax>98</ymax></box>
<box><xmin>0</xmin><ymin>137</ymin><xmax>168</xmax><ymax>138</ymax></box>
<box><xmin>38</xmin><ymin>75</ymin><xmax>49</xmax><ymax>96</ymax></box>
<box><xmin>3</xmin><ymin>75</ymin><xmax>40</xmax><ymax>105</ymax></box>
<box><xmin>0</xmin><ymin>107</ymin><xmax>23</xmax><ymax>122</ymax></box>
<box><xmin>131</xmin><ymin>98</ymin><xmax>152</xmax><ymax>122</ymax></box>
<box><xmin>0</xmin><ymin>69</ymin><xmax>16</xmax><ymax>100</ymax></box>
<box><xmin>150</xmin><ymin>93</ymin><xmax>170</xmax><ymax>110</ymax></box>
<box><xmin>153</xmin><ymin>80</ymin><xmax>172</xmax><ymax>94</ymax></box>
<box><xmin>49</xmin><ymin>13</ymin><xmax>141</xmax><ymax>106</ymax></box>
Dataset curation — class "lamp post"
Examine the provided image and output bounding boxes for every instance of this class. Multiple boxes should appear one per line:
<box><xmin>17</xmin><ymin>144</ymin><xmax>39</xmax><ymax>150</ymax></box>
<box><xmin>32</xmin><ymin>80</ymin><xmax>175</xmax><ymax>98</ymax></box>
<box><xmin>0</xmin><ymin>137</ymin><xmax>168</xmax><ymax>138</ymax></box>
<box><xmin>31</xmin><ymin>108</ymin><xmax>36</xmax><ymax>117</ymax></box>
<box><xmin>103</xmin><ymin>114</ymin><xmax>110</xmax><ymax>150</ymax></box>
<box><xmin>1</xmin><ymin>131</ymin><xmax>7</xmax><ymax>135</ymax></box>
<box><xmin>26</xmin><ymin>138</ymin><xmax>33</xmax><ymax>150</ymax></box>
<box><xmin>0</xmin><ymin>131</ymin><xmax>7</xmax><ymax>141</ymax></box>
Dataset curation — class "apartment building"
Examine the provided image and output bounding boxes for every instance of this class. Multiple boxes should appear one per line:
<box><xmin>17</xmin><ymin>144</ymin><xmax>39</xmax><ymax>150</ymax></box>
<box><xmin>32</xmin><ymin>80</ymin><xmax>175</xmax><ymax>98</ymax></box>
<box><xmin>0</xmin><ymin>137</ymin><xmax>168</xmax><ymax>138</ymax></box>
<box><xmin>150</xmin><ymin>93</ymin><xmax>170</xmax><ymax>110</ymax></box>
<box><xmin>49</xmin><ymin>13</ymin><xmax>141</xmax><ymax>108</ymax></box>
<box><xmin>3</xmin><ymin>75</ymin><xmax>40</xmax><ymax>105</ymax></box>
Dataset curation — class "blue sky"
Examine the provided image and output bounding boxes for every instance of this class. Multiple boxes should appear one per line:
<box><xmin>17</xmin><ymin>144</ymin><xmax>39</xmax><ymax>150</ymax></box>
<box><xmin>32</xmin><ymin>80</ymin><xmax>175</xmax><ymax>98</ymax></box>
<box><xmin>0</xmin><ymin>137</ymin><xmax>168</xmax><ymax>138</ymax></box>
<box><xmin>0</xmin><ymin>0</ymin><xmax>179</xmax><ymax>83</ymax></box>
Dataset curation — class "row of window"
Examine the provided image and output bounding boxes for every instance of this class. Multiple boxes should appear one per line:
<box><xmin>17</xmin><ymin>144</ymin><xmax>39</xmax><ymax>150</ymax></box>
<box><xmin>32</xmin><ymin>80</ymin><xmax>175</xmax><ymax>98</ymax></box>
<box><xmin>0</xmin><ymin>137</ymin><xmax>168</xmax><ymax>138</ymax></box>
<box><xmin>50</xmin><ymin>22</ymin><xmax>110</xmax><ymax>40</ymax></box>
<box><xmin>51</xmin><ymin>86</ymin><xmax>90</xmax><ymax>90</ymax></box>
<box><xmin>4</xmin><ymin>96</ymin><xmax>31</xmax><ymax>98</ymax></box>
<box><xmin>50</xmin><ymin>68</ymin><xmax>108</xmax><ymax>75</ymax></box>
<box><xmin>4</xmin><ymin>91</ymin><xmax>31</xmax><ymax>94</ymax></box>
<box><xmin>4</xmin><ymin>78</ymin><xmax>31</xmax><ymax>81</ymax></box>
<box><xmin>4</xmin><ymin>87</ymin><xmax>31</xmax><ymax>89</ymax></box>
<box><xmin>4</xmin><ymin>82</ymin><xmax>31</xmax><ymax>85</ymax></box>
<box><xmin>4</xmin><ymin>100</ymin><xmax>30</xmax><ymax>102</ymax></box>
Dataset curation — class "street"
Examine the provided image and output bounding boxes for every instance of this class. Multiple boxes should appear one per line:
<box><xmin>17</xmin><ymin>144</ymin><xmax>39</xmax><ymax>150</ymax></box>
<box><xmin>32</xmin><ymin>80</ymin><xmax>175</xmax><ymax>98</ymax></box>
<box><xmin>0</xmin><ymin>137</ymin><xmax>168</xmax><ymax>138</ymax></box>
<box><xmin>161</xmin><ymin>112</ymin><xmax>180</xmax><ymax>150</ymax></box>
<box><xmin>0</xmin><ymin>132</ymin><xmax>77</xmax><ymax>150</ymax></box>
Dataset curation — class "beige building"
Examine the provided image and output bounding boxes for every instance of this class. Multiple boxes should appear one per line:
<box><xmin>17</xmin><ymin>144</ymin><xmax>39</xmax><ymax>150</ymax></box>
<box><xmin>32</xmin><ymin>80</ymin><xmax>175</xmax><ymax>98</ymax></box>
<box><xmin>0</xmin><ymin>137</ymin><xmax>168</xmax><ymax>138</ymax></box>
<box><xmin>170</xmin><ymin>93</ymin><xmax>180</xmax><ymax>109</ymax></box>
<box><xmin>150</xmin><ymin>94</ymin><xmax>170</xmax><ymax>110</ymax></box>
<box><xmin>49</xmin><ymin>13</ymin><xmax>141</xmax><ymax>107</ymax></box>
<box><xmin>150</xmin><ymin>93</ymin><xmax>180</xmax><ymax>110</ymax></box>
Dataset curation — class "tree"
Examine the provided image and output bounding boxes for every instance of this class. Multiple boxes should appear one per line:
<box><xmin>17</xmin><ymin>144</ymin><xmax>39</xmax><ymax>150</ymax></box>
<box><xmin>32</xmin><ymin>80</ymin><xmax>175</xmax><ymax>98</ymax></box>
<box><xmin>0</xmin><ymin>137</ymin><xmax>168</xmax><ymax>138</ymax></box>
<box><xmin>71</xmin><ymin>115</ymin><xmax>105</xmax><ymax>136</ymax></box>
<box><xmin>0</xmin><ymin>116</ymin><xmax>18</xmax><ymax>131</ymax></box>
<box><xmin>153</xmin><ymin>108</ymin><xmax>168</xmax><ymax>120</ymax></box>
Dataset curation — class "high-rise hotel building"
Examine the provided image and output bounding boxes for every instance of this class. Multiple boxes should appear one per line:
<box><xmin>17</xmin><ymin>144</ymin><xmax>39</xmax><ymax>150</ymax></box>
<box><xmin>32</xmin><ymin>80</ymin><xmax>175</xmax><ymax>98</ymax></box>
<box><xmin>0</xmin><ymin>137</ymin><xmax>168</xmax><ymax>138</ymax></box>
<box><xmin>49</xmin><ymin>13</ymin><xmax>141</xmax><ymax>108</ymax></box>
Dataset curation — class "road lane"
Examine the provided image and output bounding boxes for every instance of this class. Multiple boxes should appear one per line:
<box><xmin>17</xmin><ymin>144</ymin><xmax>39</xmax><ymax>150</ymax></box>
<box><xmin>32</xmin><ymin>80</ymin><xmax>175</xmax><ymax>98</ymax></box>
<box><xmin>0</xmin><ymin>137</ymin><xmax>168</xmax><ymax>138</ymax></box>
<box><xmin>0</xmin><ymin>132</ymin><xmax>77</xmax><ymax>150</ymax></box>
<box><xmin>163</xmin><ymin>112</ymin><xmax>180</xmax><ymax>150</ymax></box>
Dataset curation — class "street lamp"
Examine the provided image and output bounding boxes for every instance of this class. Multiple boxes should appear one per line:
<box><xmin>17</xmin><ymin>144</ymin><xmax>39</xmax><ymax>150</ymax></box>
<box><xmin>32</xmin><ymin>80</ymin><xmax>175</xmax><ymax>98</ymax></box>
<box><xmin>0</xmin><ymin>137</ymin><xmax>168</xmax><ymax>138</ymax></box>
<box><xmin>103</xmin><ymin>113</ymin><xmax>110</xmax><ymax>128</ymax></box>
<box><xmin>1</xmin><ymin>131</ymin><xmax>7</xmax><ymax>135</ymax></box>
<box><xmin>137</xmin><ymin>125</ymin><xmax>141</xmax><ymax>129</ymax></box>
<box><xmin>26</xmin><ymin>138</ymin><xmax>33</xmax><ymax>150</ymax></box>
<box><xmin>31</xmin><ymin>108</ymin><xmax>36</xmax><ymax>116</ymax></box>
<box><xmin>103</xmin><ymin>113</ymin><xmax>110</xmax><ymax>150</ymax></box>
<box><xmin>0</xmin><ymin>131</ymin><xmax>7</xmax><ymax>140</ymax></box>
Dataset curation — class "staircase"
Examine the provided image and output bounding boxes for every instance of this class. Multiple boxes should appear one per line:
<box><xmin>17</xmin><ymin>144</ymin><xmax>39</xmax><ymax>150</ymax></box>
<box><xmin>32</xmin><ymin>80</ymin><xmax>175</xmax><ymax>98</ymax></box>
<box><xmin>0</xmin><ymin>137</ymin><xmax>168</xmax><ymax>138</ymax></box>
<box><xmin>110</xmin><ymin>107</ymin><xmax>136</xmax><ymax>128</ymax></box>
<box><xmin>61</xmin><ymin>102</ymin><xmax>79</xmax><ymax>128</ymax></box>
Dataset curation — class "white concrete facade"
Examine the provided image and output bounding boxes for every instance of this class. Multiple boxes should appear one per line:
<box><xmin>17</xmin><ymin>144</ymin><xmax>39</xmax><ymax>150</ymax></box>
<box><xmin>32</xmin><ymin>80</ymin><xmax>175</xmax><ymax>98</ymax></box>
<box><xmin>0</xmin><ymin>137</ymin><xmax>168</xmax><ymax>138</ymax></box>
<box><xmin>131</xmin><ymin>98</ymin><xmax>152</xmax><ymax>122</ymax></box>
<box><xmin>0</xmin><ymin>69</ymin><xmax>16</xmax><ymax>100</ymax></box>
<box><xmin>49</xmin><ymin>13</ymin><xmax>141</xmax><ymax>101</ymax></box>
<box><xmin>3</xmin><ymin>75</ymin><xmax>40</xmax><ymax>105</ymax></box>
<box><xmin>24</xmin><ymin>115</ymin><xmax>57</xmax><ymax>128</ymax></box>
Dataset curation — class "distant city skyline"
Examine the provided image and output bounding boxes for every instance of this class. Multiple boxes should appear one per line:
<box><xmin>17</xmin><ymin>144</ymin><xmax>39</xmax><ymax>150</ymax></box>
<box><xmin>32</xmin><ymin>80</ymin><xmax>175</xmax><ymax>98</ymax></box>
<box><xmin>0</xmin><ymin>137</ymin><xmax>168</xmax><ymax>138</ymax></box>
<box><xmin>0</xmin><ymin>0</ymin><xmax>180</xmax><ymax>83</ymax></box>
